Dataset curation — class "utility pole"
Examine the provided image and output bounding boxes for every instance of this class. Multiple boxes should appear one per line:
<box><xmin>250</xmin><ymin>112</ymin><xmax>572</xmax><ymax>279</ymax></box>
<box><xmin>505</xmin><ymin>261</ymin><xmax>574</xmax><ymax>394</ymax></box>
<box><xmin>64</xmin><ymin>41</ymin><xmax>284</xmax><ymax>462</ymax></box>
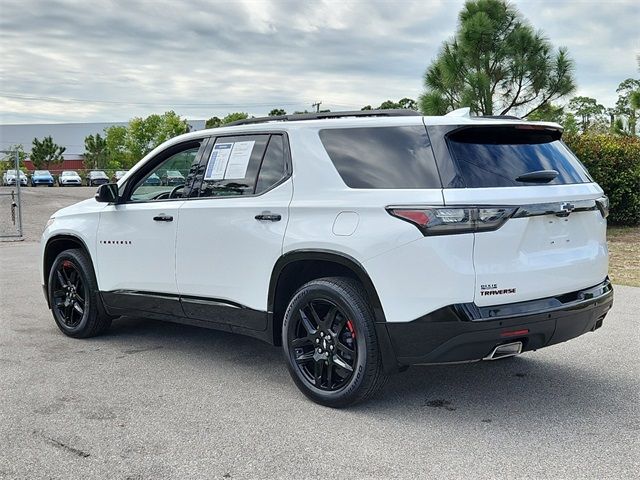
<box><xmin>312</xmin><ymin>101</ymin><xmax>322</xmax><ymax>113</ymax></box>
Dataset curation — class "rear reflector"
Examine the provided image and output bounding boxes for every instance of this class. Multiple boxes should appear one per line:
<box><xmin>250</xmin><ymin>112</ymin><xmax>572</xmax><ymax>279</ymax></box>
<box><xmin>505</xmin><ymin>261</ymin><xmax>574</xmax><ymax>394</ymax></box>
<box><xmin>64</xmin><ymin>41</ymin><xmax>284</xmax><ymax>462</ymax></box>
<box><xmin>500</xmin><ymin>329</ymin><xmax>529</xmax><ymax>338</ymax></box>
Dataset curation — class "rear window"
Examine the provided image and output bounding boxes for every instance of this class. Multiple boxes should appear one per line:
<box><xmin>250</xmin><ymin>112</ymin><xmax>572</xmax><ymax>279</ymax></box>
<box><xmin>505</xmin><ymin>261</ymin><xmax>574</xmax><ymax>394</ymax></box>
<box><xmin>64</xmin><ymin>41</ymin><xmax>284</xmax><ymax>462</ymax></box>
<box><xmin>198</xmin><ymin>135</ymin><xmax>269</xmax><ymax>197</ymax></box>
<box><xmin>319</xmin><ymin>126</ymin><xmax>441</xmax><ymax>189</ymax></box>
<box><xmin>447</xmin><ymin>127</ymin><xmax>591</xmax><ymax>188</ymax></box>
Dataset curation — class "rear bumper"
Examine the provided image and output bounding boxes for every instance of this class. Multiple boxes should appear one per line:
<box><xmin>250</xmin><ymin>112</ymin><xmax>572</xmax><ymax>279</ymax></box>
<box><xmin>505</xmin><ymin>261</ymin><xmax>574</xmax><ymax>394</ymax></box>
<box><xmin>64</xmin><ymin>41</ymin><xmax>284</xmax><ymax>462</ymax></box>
<box><xmin>381</xmin><ymin>279</ymin><xmax>613</xmax><ymax>366</ymax></box>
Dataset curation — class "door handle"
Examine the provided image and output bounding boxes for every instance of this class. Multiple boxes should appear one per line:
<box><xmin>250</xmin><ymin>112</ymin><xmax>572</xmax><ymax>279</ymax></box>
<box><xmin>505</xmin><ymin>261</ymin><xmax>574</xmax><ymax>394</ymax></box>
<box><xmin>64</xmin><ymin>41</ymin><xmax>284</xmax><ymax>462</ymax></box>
<box><xmin>255</xmin><ymin>212</ymin><xmax>282</xmax><ymax>222</ymax></box>
<box><xmin>153</xmin><ymin>214</ymin><xmax>173</xmax><ymax>222</ymax></box>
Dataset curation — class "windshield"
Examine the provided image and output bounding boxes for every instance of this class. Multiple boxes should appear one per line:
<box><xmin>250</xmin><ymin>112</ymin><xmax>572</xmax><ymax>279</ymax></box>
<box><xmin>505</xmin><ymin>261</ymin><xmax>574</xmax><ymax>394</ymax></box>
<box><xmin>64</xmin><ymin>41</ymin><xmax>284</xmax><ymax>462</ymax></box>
<box><xmin>91</xmin><ymin>171</ymin><xmax>107</xmax><ymax>178</ymax></box>
<box><xmin>34</xmin><ymin>170</ymin><xmax>50</xmax><ymax>175</ymax></box>
<box><xmin>61</xmin><ymin>171</ymin><xmax>77</xmax><ymax>176</ymax></box>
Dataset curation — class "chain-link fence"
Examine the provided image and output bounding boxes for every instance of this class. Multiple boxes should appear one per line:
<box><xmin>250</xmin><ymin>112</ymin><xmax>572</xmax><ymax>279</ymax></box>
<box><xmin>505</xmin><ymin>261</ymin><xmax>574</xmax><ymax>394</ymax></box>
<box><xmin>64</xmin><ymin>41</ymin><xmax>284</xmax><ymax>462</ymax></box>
<box><xmin>0</xmin><ymin>150</ymin><xmax>23</xmax><ymax>241</ymax></box>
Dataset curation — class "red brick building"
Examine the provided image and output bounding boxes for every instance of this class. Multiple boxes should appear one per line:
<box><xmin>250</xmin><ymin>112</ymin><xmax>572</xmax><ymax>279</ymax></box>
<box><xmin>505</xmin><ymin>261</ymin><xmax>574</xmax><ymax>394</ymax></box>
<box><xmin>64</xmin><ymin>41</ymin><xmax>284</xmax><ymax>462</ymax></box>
<box><xmin>24</xmin><ymin>155</ymin><xmax>85</xmax><ymax>174</ymax></box>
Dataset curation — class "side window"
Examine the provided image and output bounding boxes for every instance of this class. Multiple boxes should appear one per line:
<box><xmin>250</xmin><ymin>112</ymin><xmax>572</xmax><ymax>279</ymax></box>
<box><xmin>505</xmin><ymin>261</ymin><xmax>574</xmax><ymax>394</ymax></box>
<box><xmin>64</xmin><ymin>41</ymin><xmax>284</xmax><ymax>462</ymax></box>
<box><xmin>255</xmin><ymin>135</ymin><xmax>287</xmax><ymax>194</ymax></box>
<box><xmin>319</xmin><ymin>126</ymin><xmax>441</xmax><ymax>189</ymax></box>
<box><xmin>198</xmin><ymin>135</ymin><xmax>269</xmax><ymax>198</ymax></box>
<box><xmin>128</xmin><ymin>143</ymin><xmax>201</xmax><ymax>202</ymax></box>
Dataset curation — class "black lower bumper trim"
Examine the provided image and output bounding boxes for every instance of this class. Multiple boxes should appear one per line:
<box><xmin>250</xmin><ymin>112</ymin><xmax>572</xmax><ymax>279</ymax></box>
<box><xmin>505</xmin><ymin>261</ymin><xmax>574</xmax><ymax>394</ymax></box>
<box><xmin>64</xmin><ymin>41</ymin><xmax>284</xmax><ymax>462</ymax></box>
<box><xmin>384</xmin><ymin>279</ymin><xmax>613</xmax><ymax>366</ymax></box>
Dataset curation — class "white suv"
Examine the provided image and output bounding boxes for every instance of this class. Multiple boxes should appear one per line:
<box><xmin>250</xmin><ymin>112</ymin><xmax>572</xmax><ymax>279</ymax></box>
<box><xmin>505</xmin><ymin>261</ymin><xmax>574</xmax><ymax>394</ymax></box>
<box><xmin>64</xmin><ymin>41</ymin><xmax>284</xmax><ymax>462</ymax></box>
<box><xmin>41</xmin><ymin>110</ymin><xmax>613</xmax><ymax>407</ymax></box>
<box><xmin>3</xmin><ymin>169</ymin><xmax>28</xmax><ymax>186</ymax></box>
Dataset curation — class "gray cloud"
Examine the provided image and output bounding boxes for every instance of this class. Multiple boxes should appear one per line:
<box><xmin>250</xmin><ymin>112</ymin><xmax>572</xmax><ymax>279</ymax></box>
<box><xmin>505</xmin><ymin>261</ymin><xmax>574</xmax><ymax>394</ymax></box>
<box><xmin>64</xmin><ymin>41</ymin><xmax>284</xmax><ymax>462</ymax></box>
<box><xmin>0</xmin><ymin>0</ymin><xmax>637</xmax><ymax>124</ymax></box>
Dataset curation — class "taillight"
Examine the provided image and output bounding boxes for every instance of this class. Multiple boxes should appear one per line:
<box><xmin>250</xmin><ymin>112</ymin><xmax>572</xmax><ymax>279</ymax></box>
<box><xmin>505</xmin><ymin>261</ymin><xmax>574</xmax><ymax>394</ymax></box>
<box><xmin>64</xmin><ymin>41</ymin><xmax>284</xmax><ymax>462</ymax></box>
<box><xmin>387</xmin><ymin>206</ymin><xmax>515</xmax><ymax>235</ymax></box>
<box><xmin>596</xmin><ymin>196</ymin><xmax>609</xmax><ymax>218</ymax></box>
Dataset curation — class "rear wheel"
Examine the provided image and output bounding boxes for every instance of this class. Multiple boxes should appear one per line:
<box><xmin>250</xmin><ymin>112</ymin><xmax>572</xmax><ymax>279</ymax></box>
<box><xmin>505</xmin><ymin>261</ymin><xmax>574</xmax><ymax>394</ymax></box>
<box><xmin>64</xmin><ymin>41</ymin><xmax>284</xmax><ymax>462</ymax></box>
<box><xmin>48</xmin><ymin>249</ymin><xmax>112</xmax><ymax>338</ymax></box>
<box><xmin>282</xmin><ymin>277</ymin><xmax>387</xmax><ymax>407</ymax></box>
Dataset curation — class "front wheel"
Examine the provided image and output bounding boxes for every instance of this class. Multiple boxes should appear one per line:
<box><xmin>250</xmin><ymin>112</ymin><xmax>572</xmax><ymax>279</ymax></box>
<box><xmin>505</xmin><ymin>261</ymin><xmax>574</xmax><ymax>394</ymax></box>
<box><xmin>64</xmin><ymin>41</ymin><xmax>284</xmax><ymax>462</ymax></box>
<box><xmin>282</xmin><ymin>277</ymin><xmax>387</xmax><ymax>408</ymax></box>
<box><xmin>48</xmin><ymin>249</ymin><xmax>112</xmax><ymax>338</ymax></box>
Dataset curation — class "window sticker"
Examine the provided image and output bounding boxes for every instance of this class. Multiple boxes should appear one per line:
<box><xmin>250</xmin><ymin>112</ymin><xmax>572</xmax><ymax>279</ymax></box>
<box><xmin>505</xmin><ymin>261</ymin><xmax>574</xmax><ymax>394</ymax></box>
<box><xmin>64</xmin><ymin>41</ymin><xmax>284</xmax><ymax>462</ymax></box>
<box><xmin>224</xmin><ymin>141</ymin><xmax>255</xmax><ymax>179</ymax></box>
<box><xmin>204</xmin><ymin>143</ymin><xmax>233</xmax><ymax>180</ymax></box>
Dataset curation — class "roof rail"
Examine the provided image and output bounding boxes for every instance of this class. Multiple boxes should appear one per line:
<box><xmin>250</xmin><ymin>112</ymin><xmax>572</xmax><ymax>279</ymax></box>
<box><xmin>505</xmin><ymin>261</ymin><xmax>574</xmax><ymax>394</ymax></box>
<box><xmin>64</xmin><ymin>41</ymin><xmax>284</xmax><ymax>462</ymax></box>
<box><xmin>225</xmin><ymin>109</ymin><xmax>421</xmax><ymax>126</ymax></box>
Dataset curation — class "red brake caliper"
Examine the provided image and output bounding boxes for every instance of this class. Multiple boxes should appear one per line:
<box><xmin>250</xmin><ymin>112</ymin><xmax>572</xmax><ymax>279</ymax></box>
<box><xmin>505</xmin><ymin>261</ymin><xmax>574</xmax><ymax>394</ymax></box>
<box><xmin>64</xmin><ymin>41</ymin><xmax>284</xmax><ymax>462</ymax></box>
<box><xmin>346</xmin><ymin>320</ymin><xmax>356</xmax><ymax>339</ymax></box>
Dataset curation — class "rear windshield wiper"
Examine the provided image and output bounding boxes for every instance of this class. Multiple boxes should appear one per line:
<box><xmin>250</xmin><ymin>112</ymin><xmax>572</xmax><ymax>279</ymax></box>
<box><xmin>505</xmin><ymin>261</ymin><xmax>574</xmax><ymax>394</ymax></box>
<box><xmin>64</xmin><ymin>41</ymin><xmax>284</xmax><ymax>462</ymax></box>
<box><xmin>515</xmin><ymin>169</ymin><xmax>559</xmax><ymax>183</ymax></box>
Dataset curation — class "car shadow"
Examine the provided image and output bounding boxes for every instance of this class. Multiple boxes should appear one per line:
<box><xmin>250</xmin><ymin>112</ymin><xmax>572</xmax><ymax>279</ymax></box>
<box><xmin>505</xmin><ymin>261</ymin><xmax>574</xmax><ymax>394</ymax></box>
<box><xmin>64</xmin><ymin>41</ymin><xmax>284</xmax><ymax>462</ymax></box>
<box><xmin>92</xmin><ymin>316</ymin><xmax>632</xmax><ymax>423</ymax></box>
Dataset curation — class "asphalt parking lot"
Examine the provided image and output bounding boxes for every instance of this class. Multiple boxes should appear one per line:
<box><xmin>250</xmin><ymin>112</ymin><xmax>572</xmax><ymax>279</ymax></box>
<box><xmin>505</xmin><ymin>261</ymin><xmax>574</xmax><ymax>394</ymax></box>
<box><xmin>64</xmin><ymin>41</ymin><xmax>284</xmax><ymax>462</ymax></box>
<box><xmin>0</xmin><ymin>187</ymin><xmax>638</xmax><ymax>479</ymax></box>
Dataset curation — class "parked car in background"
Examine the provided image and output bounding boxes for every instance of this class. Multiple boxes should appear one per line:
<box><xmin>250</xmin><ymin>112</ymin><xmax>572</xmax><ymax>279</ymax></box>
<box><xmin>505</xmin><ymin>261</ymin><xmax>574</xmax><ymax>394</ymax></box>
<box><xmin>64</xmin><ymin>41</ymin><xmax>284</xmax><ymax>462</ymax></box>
<box><xmin>162</xmin><ymin>170</ymin><xmax>185</xmax><ymax>186</ymax></box>
<box><xmin>2</xmin><ymin>169</ymin><xmax>28</xmax><ymax>186</ymax></box>
<box><xmin>30</xmin><ymin>170</ymin><xmax>55</xmax><ymax>187</ymax></box>
<box><xmin>143</xmin><ymin>173</ymin><xmax>161</xmax><ymax>186</ymax></box>
<box><xmin>112</xmin><ymin>170</ymin><xmax>128</xmax><ymax>182</ymax></box>
<box><xmin>87</xmin><ymin>170</ymin><xmax>109</xmax><ymax>187</ymax></box>
<box><xmin>58</xmin><ymin>171</ymin><xmax>82</xmax><ymax>187</ymax></box>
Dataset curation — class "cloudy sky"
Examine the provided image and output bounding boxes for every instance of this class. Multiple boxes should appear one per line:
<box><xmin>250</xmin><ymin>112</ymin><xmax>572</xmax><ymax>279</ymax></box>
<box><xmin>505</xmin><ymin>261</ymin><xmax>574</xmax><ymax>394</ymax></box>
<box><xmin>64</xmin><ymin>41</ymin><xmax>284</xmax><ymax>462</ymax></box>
<box><xmin>0</xmin><ymin>0</ymin><xmax>638</xmax><ymax>124</ymax></box>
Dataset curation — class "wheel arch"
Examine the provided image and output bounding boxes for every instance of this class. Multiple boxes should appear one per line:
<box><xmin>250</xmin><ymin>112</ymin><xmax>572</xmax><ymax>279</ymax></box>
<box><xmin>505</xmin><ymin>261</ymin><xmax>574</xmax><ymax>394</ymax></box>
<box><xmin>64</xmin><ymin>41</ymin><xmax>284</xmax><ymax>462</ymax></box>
<box><xmin>43</xmin><ymin>234</ymin><xmax>93</xmax><ymax>305</ymax></box>
<box><xmin>268</xmin><ymin>249</ymin><xmax>399</xmax><ymax>372</ymax></box>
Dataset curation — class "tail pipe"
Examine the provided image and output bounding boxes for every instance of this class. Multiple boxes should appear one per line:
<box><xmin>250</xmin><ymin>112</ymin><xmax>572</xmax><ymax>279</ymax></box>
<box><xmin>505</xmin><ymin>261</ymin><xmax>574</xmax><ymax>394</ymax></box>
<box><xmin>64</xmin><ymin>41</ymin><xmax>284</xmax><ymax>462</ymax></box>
<box><xmin>483</xmin><ymin>341</ymin><xmax>523</xmax><ymax>361</ymax></box>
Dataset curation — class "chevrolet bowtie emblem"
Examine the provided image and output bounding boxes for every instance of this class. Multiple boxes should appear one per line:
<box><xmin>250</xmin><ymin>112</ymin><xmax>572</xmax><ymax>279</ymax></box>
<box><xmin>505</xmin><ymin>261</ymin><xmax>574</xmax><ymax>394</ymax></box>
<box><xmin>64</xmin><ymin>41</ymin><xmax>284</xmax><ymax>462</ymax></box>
<box><xmin>557</xmin><ymin>202</ymin><xmax>575</xmax><ymax>217</ymax></box>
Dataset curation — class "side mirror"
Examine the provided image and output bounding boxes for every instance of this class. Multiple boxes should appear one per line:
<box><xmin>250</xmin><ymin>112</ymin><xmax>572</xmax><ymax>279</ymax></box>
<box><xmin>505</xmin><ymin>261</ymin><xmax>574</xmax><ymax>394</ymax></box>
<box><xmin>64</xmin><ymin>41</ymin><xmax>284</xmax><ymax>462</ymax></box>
<box><xmin>95</xmin><ymin>183</ymin><xmax>119</xmax><ymax>203</ymax></box>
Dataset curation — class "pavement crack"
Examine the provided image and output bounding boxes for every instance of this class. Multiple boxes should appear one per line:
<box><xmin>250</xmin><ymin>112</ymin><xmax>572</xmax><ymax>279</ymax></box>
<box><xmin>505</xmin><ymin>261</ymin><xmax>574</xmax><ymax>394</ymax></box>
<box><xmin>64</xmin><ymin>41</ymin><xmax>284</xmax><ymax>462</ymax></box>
<box><xmin>34</xmin><ymin>430</ymin><xmax>90</xmax><ymax>458</ymax></box>
<box><xmin>123</xmin><ymin>346</ymin><xmax>164</xmax><ymax>355</ymax></box>
<box><xmin>424</xmin><ymin>399</ymin><xmax>457</xmax><ymax>411</ymax></box>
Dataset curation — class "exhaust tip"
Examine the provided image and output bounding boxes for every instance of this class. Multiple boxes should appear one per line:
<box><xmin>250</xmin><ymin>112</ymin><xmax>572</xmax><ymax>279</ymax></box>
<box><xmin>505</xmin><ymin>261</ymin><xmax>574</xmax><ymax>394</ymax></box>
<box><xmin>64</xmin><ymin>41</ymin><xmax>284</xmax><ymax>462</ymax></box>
<box><xmin>483</xmin><ymin>341</ymin><xmax>523</xmax><ymax>361</ymax></box>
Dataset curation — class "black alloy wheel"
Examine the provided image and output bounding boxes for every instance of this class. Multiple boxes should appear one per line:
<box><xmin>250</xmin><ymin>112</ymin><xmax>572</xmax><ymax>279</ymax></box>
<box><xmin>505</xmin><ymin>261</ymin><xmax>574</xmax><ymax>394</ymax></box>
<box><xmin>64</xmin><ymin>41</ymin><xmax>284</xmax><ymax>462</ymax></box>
<box><xmin>52</xmin><ymin>259</ymin><xmax>86</xmax><ymax>328</ymax></box>
<box><xmin>283</xmin><ymin>277</ymin><xmax>387</xmax><ymax>407</ymax></box>
<box><xmin>288</xmin><ymin>298</ymin><xmax>358</xmax><ymax>391</ymax></box>
<box><xmin>48</xmin><ymin>249</ymin><xmax>112</xmax><ymax>338</ymax></box>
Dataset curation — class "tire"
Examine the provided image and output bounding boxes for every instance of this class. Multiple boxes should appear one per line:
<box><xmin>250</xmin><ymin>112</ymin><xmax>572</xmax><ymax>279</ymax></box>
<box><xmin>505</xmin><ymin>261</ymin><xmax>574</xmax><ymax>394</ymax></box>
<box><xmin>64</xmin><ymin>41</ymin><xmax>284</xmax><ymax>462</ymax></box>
<box><xmin>282</xmin><ymin>277</ymin><xmax>387</xmax><ymax>408</ymax></box>
<box><xmin>47</xmin><ymin>249</ymin><xmax>112</xmax><ymax>338</ymax></box>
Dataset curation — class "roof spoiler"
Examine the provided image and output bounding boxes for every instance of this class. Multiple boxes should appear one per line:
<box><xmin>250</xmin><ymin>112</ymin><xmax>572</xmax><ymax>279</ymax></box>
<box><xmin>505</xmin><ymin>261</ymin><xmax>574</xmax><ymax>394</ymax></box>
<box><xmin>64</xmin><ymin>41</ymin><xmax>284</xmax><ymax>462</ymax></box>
<box><xmin>444</xmin><ymin>108</ymin><xmax>523</xmax><ymax>121</ymax></box>
<box><xmin>445</xmin><ymin>107</ymin><xmax>471</xmax><ymax>118</ymax></box>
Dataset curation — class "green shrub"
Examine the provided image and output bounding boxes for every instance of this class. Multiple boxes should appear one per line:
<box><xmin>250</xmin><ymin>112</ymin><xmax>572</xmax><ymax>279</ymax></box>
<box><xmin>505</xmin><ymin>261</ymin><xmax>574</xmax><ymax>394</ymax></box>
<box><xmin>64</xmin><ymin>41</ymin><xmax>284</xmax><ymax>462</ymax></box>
<box><xmin>565</xmin><ymin>134</ymin><xmax>640</xmax><ymax>225</ymax></box>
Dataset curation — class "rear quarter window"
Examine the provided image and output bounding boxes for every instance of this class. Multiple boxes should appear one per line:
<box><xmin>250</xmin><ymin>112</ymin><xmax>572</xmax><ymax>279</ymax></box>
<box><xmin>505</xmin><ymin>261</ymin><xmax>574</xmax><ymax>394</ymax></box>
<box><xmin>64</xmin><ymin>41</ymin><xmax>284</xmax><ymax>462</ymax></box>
<box><xmin>446</xmin><ymin>126</ymin><xmax>591</xmax><ymax>188</ymax></box>
<box><xmin>319</xmin><ymin>126</ymin><xmax>441</xmax><ymax>189</ymax></box>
